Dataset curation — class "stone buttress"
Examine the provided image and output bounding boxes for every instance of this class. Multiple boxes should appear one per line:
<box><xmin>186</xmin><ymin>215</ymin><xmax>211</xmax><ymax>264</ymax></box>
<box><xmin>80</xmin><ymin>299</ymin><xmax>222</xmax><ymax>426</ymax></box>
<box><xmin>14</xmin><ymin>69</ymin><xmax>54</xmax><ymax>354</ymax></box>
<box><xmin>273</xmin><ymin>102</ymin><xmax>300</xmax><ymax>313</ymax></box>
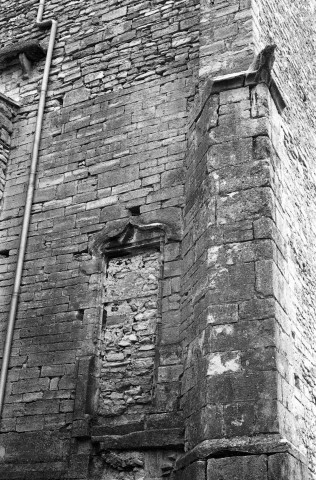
<box><xmin>178</xmin><ymin>71</ymin><xmax>307</xmax><ymax>479</ymax></box>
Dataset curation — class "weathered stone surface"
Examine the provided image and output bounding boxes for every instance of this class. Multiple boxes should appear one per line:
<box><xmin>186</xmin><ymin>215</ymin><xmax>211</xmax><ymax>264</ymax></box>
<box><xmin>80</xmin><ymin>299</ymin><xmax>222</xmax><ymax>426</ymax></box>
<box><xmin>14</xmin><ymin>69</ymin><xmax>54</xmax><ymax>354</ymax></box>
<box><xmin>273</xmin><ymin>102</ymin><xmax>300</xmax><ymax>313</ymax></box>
<box><xmin>268</xmin><ymin>453</ymin><xmax>308</xmax><ymax>480</ymax></box>
<box><xmin>207</xmin><ymin>455</ymin><xmax>267</xmax><ymax>480</ymax></box>
<box><xmin>175</xmin><ymin>460</ymin><xmax>206</xmax><ymax>480</ymax></box>
<box><xmin>182</xmin><ymin>76</ymin><xmax>289</xmax><ymax>461</ymax></box>
<box><xmin>96</xmin><ymin>428</ymin><xmax>184</xmax><ymax>449</ymax></box>
<box><xmin>89</xmin><ymin>449</ymin><xmax>181</xmax><ymax>480</ymax></box>
<box><xmin>0</xmin><ymin>0</ymin><xmax>315</xmax><ymax>478</ymax></box>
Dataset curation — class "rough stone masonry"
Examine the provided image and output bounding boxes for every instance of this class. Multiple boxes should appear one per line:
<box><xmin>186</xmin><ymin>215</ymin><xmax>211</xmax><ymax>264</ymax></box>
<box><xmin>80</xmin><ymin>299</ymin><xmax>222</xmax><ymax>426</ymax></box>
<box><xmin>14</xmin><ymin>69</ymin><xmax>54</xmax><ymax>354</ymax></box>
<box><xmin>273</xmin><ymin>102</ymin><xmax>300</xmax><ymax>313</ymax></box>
<box><xmin>0</xmin><ymin>0</ymin><xmax>316</xmax><ymax>479</ymax></box>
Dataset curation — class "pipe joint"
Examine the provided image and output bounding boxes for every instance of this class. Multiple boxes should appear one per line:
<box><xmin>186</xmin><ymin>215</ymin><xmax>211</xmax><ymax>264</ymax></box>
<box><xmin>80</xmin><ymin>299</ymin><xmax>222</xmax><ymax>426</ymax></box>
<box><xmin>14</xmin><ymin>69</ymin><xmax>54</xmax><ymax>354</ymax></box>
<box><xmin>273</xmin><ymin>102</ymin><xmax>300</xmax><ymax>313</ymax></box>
<box><xmin>36</xmin><ymin>20</ymin><xmax>53</xmax><ymax>29</ymax></box>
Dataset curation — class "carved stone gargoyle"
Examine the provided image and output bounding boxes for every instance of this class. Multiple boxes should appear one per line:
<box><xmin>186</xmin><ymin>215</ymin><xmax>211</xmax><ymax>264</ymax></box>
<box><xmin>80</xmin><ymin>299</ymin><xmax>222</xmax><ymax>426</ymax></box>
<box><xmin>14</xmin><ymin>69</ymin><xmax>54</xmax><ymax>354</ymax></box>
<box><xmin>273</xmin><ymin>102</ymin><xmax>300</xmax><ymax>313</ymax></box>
<box><xmin>247</xmin><ymin>44</ymin><xmax>277</xmax><ymax>85</ymax></box>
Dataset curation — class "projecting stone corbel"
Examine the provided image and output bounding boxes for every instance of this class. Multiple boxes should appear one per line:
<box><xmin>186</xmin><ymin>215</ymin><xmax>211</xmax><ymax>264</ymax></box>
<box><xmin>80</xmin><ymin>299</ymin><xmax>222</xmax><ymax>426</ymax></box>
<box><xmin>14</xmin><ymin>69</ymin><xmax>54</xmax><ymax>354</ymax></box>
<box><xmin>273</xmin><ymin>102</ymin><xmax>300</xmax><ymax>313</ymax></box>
<box><xmin>18</xmin><ymin>52</ymin><xmax>33</xmax><ymax>78</ymax></box>
<box><xmin>245</xmin><ymin>44</ymin><xmax>286</xmax><ymax>114</ymax></box>
<box><xmin>0</xmin><ymin>40</ymin><xmax>46</xmax><ymax>77</ymax></box>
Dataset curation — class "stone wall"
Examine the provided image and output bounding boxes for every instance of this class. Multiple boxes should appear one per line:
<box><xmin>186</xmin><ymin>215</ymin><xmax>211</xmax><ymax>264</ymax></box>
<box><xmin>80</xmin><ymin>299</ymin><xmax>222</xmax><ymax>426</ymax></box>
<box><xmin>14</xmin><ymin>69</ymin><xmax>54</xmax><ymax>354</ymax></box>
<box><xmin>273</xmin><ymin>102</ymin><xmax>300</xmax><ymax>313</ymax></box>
<box><xmin>254</xmin><ymin>1</ymin><xmax>316</xmax><ymax>477</ymax></box>
<box><xmin>1</xmin><ymin>0</ymin><xmax>316</xmax><ymax>479</ymax></box>
<box><xmin>0</xmin><ymin>1</ymin><xmax>196</xmax><ymax>478</ymax></box>
<box><xmin>199</xmin><ymin>0</ymin><xmax>254</xmax><ymax>78</ymax></box>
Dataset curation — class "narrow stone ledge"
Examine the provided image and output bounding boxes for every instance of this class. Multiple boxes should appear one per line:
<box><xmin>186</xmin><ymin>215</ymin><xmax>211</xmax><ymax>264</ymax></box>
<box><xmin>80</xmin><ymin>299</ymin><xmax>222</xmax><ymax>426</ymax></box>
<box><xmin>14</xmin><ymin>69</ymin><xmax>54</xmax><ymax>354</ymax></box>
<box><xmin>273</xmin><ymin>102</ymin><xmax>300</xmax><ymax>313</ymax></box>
<box><xmin>175</xmin><ymin>434</ymin><xmax>307</xmax><ymax>471</ymax></box>
<box><xmin>191</xmin><ymin>71</ymin><xmax>286</xmax><ymax>127</ymax></box>
<box><xmin>0</xmin><ymin>92</ymin><xmax>20</xmax><ymax>109</ymax></box>
<box><xmin>211</xmin><ymin>71</ymin><xmax>247</xmax><ymax>93</ymax></box>
<box><xmin>92</xmin><ymin>427</ymin><xmax>184</xmax><ymax>449</ymax></box>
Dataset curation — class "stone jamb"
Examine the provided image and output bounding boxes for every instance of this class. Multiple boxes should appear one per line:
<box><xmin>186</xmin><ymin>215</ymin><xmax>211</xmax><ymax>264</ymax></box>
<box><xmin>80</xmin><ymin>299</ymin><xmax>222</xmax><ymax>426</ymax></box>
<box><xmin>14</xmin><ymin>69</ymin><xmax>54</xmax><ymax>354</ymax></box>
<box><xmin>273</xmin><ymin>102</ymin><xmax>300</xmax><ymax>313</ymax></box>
<box><xmin>0</xmin><ymin>92</ymin><xmax>19</xmax><ymax>215</ymax></box>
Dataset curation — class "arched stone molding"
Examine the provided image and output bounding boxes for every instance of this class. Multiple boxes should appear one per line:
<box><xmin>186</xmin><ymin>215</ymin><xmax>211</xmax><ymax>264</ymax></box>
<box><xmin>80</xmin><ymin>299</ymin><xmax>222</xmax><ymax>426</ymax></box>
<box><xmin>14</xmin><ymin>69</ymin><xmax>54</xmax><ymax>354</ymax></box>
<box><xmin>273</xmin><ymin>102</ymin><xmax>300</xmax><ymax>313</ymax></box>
<box><xmin>90</xmin><ymin>217</ymin><xmax>180</xmax><ymax>257</ymax></box>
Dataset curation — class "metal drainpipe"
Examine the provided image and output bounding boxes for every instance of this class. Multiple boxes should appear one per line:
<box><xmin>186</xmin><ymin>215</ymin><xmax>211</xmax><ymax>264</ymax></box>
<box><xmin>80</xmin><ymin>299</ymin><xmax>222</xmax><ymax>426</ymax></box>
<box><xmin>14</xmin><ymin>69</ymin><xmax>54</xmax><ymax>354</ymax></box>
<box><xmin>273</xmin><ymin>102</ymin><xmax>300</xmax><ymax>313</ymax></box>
<box><xmin>0</xmin><ymin>1</ymin><xmax>58</xmax><ymax>417</ymax></box>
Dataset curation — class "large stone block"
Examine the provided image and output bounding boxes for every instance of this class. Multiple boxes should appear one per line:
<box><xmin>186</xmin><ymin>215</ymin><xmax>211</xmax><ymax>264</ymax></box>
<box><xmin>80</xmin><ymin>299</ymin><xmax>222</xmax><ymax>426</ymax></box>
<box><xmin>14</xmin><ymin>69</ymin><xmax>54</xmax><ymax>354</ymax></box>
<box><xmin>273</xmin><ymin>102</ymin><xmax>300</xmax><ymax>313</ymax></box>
<box><xmin>268</xmin><ymin>453</ymin><xmax>307</xmax><ymax>480</ymax></box>
<box><xmin>207</xmin><ymin>455</ymin><xmax>267</xmax><ymax>480</ymax></box>
<box><xmin>175</xmin><ymin>460</ymin><xmax>206</xmax><ymax>480</ymax></box>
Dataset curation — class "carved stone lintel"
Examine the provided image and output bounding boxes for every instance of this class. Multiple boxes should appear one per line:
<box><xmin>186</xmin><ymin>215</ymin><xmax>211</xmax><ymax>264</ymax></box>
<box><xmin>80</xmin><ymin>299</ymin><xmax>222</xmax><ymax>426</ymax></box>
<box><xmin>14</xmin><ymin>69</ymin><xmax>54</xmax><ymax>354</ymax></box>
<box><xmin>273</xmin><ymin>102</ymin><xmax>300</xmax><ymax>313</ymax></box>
<box><xmin>90</xmin><ymin>218</ymin><xmax>179</xmax><ymax>257</ymax></box>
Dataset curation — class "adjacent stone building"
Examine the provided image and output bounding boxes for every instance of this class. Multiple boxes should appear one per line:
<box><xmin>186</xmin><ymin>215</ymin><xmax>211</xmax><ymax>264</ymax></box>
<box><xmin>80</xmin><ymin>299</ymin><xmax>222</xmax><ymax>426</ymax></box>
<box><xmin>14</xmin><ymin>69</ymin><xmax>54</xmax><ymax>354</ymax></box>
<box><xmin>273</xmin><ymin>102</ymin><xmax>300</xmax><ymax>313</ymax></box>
<box><xmin>0</xmin><ymin>0</ymin><xmax>316</xmax><ymax>479</ymax></box>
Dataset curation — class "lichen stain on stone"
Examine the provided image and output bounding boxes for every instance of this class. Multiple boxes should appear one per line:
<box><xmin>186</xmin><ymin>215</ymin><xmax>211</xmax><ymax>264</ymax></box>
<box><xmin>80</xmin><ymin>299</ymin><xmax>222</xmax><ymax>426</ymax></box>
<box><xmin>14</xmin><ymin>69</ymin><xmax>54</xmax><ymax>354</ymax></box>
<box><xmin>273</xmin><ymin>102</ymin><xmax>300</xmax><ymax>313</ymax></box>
<box><xmin>209</xmin><ymin>267</ymin><xmax>229</xmax><ymax>290</ymax></box>
<box><xmin>0</xmin><ymin>446</ymin><xmax>5</xmax><ymax>460</ymax></box>
<box><xmin>207</xmin><ymin>246</ymin><xmax>220</xmax><ymax>266</ymax></box>
<box><xmin>207</xmin><ymin>351</ymin><xmax>241</xmax><ymax>376</ymax></box>
<box><xmin>213</xmin><ymin>324</ymin><xmax>234</xmax><ymax>337</ymax></box>
<box><xmin>231</xmin><ymin>416</ymin><xmax>245</xmax><ymax>427</ymax></box>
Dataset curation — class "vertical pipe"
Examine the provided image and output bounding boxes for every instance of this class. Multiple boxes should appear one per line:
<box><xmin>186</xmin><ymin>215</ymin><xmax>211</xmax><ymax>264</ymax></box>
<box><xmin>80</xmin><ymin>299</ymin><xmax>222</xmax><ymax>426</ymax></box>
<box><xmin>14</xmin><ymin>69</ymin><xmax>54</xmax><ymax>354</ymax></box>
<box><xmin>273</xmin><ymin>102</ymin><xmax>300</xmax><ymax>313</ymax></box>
<box><xmin>0</xmin><ymin>2</ymin><xmax>58</xmax><ymax>417</ymax></box>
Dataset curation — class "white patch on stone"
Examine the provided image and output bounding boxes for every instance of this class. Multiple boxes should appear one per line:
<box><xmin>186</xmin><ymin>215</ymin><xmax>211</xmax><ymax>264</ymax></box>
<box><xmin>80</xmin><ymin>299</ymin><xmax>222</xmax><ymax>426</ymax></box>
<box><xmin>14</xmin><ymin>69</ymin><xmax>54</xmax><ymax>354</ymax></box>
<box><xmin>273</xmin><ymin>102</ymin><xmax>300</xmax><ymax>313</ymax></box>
<box><xmin>232</xmin><ymin>417</ymin><xmax>244</xmax><ymax>427</ymax></box>
<box><xmin>207</xmin><ymin>351</ymin><xmax>241</xmax><ymax>376</ymax></box>
<box><xmin>207</xmin><ymin>246</ymin><xmax>220</xmax><ymax>266</ymax></box>
<box><xmin>199</xmin><ymin>65</ymin><xmax>213</xmax><ymax>77</ymax></box>
<box><xmin>198</xmin><ymin>330</ymin><xmax>205</xmax><ymax>351</ymax></box>
<box><xmin>0</xmin><ymin>446</ymin><xmax>5</xmax><ymax>459</ymax></box>
<box><xmin>209</xmin><ymin>267</ymin><xmax>228</xmax><ymax>289</ymax></box>
<box><xmin>213</xmin><ymin>324</ymin><xmax>234</xmax><ymax>336</ymax></box>
<box><xmin>207</xmin><ymin>313</ymin><xmax>215</xmax><ymax>323</ymax></box>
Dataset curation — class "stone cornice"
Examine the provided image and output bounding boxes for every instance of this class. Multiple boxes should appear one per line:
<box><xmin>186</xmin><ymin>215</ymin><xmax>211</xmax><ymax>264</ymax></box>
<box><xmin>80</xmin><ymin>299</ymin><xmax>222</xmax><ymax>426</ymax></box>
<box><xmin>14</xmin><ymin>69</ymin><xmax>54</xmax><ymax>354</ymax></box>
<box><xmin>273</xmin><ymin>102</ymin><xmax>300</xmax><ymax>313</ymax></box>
<box><xmin>175</xmin><ymin>434</ymin><xmax>308</xmax><ymax>471</ymax></box>
<box><xmin>190</xmin><ymin>70</ymin><xmax>286</xmax><ymax>127</ymax></box>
